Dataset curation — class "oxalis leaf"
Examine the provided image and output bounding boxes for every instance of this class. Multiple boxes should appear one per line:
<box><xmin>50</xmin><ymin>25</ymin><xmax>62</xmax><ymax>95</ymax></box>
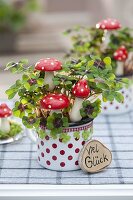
<box><xmin>60</xmin><ymin>133</ymin><xmax>71</xmax><ymax>143</ymax></box>
<box><xmin>82</xmin><ymin>130</ymin><xmax>91</xmax><ymax>141</ymax></box>
<box><xmin>114</xmin><ymin>92</ymin><xmax>124</xmax><ymax>103</ymax></box>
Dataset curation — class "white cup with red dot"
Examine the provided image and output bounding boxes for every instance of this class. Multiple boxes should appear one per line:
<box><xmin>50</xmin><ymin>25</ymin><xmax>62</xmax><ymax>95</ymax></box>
<box><xmin>101</xmin><ymin>84</ymin><xmax>133</xmax><ymax>115</ymax></box>
<box><xmin>27</xmin><ymin>119</ymin><xmax>93</xmax><ymax>171</ymax></box>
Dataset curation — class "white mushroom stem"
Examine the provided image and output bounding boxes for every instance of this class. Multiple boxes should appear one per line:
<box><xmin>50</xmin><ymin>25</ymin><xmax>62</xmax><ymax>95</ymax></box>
<box><xmin>0</xmin><ymin>118</ymin><xmax>10</xmax><ymax>133</ymax></box>
<box><xmin>44</xmin><ymin>72</ymin><xmax>55</xmax><ymax>91</ymax></box>
<box><xmin>101</xmin><ymin>31</ymin><xmax>111</xmax><ymax>51</ymax></box>
<box><xmin>70</xmin><ymin>98</ymin><xmax>83</xmax><ymax>122</ymax></box>
<box><xmin>115</xmin><ymin>61</ymin><xmax>124</xmax><ymax>76</ymax></box>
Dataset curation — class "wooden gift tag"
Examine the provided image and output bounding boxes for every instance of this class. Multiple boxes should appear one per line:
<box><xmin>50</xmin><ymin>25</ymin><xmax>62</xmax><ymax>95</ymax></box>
<box><xmin>79</xmin><ymin>140</ymin><xmax>112</xmax><ymax>173</ymax></box>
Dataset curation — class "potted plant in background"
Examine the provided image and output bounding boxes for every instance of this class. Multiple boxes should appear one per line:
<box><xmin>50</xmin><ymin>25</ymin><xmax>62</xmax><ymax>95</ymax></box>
<box><xmin>5</xmin><ymin>56</ymin><xmax>127</xmax><ymax>171</ymax></box>
<box><xmin>64</xmin><ymin>18</ymin><xmax>133</xmax><ymax>114</ymax></box>
<box><xmin>0</xmin><ymin>0</ymin><xmax>39</xmax><ymax>53</ymax></box>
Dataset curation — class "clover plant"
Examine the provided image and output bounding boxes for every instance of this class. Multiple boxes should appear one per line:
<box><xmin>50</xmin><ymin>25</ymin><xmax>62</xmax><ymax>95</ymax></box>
<box><xmin>64</xmin><ymin>26</ymin><xmax>133</xmax><ymax>76</ymax></box>
<box><xmin>5</xmin><ymin>56</ymin><xmax>128</xmax><ymax>142</ymax></box>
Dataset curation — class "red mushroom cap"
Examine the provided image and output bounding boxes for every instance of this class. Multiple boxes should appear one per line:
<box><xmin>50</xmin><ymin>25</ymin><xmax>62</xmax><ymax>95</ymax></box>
<box><xmin>35</xmin><ymin>58</ymin><xmax>62</xmax><ymax>71</ymax></box>
<box><xmin>0</xmin><ymin>103</ymin><xmax>12</xmax><ymax>118</ymax></box>
<box><xmin>72</xmin><ymin>79</ymin><xmax>90</xmax><ymax>98</ymax></box>
<box><xmin>96</xmin><ymin>18</ymin><xmax>121</xmax><ymax>30</ymax></box>
<box><xmin>40</xmin><ymin>94</ymin><xmax>70</xmax><ymax>110</ymax></box>
<box><xmin>113</xmin><ymin>46</ymin><xmax>128</xmax><ymax>61</ymax></box>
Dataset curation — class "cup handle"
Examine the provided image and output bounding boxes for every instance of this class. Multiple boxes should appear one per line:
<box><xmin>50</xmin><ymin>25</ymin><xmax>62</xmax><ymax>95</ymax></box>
<box><xmin>26</xmin><ymin>129</ymin><xmax>37</xmax><ymax>143</ymax></box>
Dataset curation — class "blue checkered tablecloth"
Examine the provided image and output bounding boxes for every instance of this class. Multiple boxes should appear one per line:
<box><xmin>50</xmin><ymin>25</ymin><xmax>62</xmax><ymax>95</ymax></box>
<box><xmin>0</xmin><ymin>100</ymin><xmax>133</xmax><ymax>184</ymax></box>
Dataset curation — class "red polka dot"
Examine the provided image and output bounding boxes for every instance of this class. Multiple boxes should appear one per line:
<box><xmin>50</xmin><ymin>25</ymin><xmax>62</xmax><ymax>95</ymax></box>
<box><xmin>41</xmin><ymin>141</ymin><xmax>44</xmax><ymax>146</ymax></box>
<box><xmin>45</xmin><ymin>135</ymin><xmax>49</xmax><ymax>140</ymax></box>
<box><xmin>68</xmin><ymin>155</ymin><xmax>73</xmax><ymax>160</ymax></box>
<box><xmin>60</xmin><ymin>162</ymin><xmax>65</xmax><ymax>167</ymax></box>
<box><xmin>38</xmin><ymin>144</ymin><xmax>40</xmax><ymax>149</ymax></box>
<box><xmin>68</xmin><ymin>143</ymin><xmax>73</xmax><ymax>148</ymax></box>
<box><xmin>104</xmin><ymin>106</ymin><xmax>107</xmax><ymax>110</ymax></box>
<box><xmin>52</xmin><ymin>143</ymin><xmax>57</xmax><ymax>148</ymax></box>
<box><xmin>60</xmin><ymin>150</ymin><xmax>65</xmax><ymax>155</ymax></box>
<box><xmin>46</xmin><ymin>160</ymin><xmax>51</xmax><ymax>165</ymax></box>
<box><xmin>41</xmin><ymin>152</ymin><xmax>44</xmax><ymax>157</ymax></box>
<box><xmin>75</xmin><ymin>148</ymin><xmax>80</xmax><ymax>153</ymax></box>
<box><xmin>75</xmin><ymin>160</ymin><xmax>79</xmax><ymax>165</ymax></box>
<box><xmin>116</xmin><ymin>106</ymin><xmax>119</xmax><ymax>110</ymax></box>
<box><xmin>75</xmin><ymin>137</ymin><xmax>79</xmax><ymax>141</ymax></box>
<box><xmin>38</xmin><ymin>156</ymin><xmax>40</xmax><ymax>161</ymax></box>
<box><xmin>52</xmin><ymin>156</ymin><xmax>57</xmax><ymax>160</ymax></box>
<box><xmin>82</xmin><ymin>141</ymin><xmax>85</xmax><ymax>146</ymax></box>
<box><xmin>46</xmin><ymin>148</ymin><xmax>50</xmax><ymax>153</ymax></box>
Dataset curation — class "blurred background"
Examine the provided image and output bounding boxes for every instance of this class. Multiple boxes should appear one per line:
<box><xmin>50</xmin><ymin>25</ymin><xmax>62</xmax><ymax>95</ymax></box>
<box><xmin>0</xmin><ymin>0</ymin><xmax>133</xmax><ymax>99</ymax></box>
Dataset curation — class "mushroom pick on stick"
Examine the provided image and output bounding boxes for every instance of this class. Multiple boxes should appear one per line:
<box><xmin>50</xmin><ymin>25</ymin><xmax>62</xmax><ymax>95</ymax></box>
<box><xmin>96</xmin><ymin>18</ymin><xmax>121</xmax><ymax>50</ymax></box>
<box><xmin>35</xmin><ymin>58</ymin><xmax>62</xmax><ymax>91</ymax></box>
<box><xmin>0</xmin><ymin>104</ymin><xmax>12</xmax><ymax>133</ymax></box>
<box><xmin>114</xmin><ymin>46</ymin><xmax>128</xmax><ymax>76</ymax></box>
<box><xmin>40</xmin><ymin>93</ymin><xmax>70</xmax><ymax>114</ymax></box>
<box><xmin>70</xmin><ymin>79</ymin><xmax>90</xmax><ymax>122</ymax></box>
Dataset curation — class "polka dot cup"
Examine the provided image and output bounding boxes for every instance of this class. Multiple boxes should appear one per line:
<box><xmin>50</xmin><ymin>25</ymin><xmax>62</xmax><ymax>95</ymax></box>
<box><xmin>28</xmin><ymin>120</ymin><xmax>93</xmax><ymax>171</ymax></box>
<box><xmin>101</xmin><ymin>85</ymin><xmax>133</xmax><ymax>115</ymax></box>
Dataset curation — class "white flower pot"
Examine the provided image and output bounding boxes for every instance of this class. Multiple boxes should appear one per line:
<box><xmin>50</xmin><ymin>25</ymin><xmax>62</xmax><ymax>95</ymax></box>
<box><xmin>101</xmin><ymin>81</ymin><xmax>133</xmax><ymax>115</ymax></box>
<box><xmin>27</xmin><ymin>119</ymin><xmax>93</xmax><ymax>171</ymax></box>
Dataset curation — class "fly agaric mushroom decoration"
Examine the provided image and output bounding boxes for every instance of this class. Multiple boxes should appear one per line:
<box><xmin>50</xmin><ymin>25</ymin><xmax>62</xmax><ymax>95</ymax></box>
<box><xmin>96</xmin><ymin>18</ymin><xmax>121</xmax><ymax>50</ymax></box>
<box><xmin>35</xmin><ymin>58</ymin><xmax>62</xmax><ymax>91</ymax></box>
<box><xmin>114</xmin><ymin>46</ymin><xmax>128</xmax><ymax>76</ymax></box>
<box><xmin>70</xmin><ymin>79</ymin><xmax>90</xmax><ymax>122</ymax></box>
<box><xmin>40</xmin><ymin>93</ymin><xmax>70</xmax><ymax>113</ymax></box>
<box><xmin>0</xmin><ymin>104</ymin><xmax>12</xmax><ymax>133</ymax></box>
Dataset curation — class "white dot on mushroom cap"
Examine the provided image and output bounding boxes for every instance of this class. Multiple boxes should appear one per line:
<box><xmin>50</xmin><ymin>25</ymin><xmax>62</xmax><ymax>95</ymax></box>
<box><xmin>104</xmin><ymin>20</ymin><xmax>107</xmax><ymax>23</ymax></box>
<box><xmin>50</xmin><ymin>97</ymin><xmax>53</xmax><ymax>100</ymax></box>
<box><xmin>118</xmin><ymin>57</ymin><xmax>122</xmax><ymax>61</ymax></box>
<box><xmin>4</xmin><ymin>108</ymin><xmax>7</xmax><ymax>112</ymax></box>
<box><xmin>9</xmin><ymin>111</ymin><xmax>12</xmax><ymax>114</ymax></box>
<box><xmin>47</xmin><ymin>58</ymin><xmax>50</xmax><ymax>60</ymax></box>
<box><xmin>111</xmin><ymin>22</ymin><xmax>115</xmax><ymax>25</ymax></box>
<box><xmin>51</xmin><ymin>62</ymin><xmax>54</xmax><ymax>65</ymax></box>
<box><xmin>96</xmin><ymin>24</ymin><xmax>100</xmax><ymax>28</ymax></box>
<box><xmin>42</xmin><ymin>67</ymin><xmax>44</xmax><ymax>70</ymax></box>
<box><xmin>119</xmin><ymin>51</ymin><xmax>123</xmax><ymax>55</ymax></box>
<box><xmin>114</xmin><ymin>52</ymin><xmax>118</xmax><ymax>56</ymax></box>
<box><xmin>101</xmin><ymin>24</ymin><xmax>105</xmax><ymax>29</ymax></box>
<box><xmin>4</xmin><ymin>115</ymin><xmax>8</xmax><ymax>117</ymax></box>
<box><xmin>73</xmin><ymin>91</ymin><xmax>76</xmax><ymax>94</ymax></box>
<box><xmin>43</xmin><ymin>99</ymin><xmax>45</xmax><ymax>102</ymax></box>
<box><xmin>81</xmin><ymin>89</ymin><xmax>84</xmax><ymax>92</ymax></box>
<box><xmin>59</xmin><ymin>98</ymin><xmax>63</xmax><ymax>101</ymax></box>
<box><xmin>123</xmin><ymin>55</ymin><xmax>126</xmax><ymax>59</ymax></box>
<box><xmin>78</xmin><ymin>83</ymin><xmax>80</xmax><ymax>86</ymax></box>
<box><xmin>85</xmin><ymin>85</ymin><xmax>88</xmax><ymax>88</ymax></box>
<box><xmin>48</xmin><ymin>105</ymin><xmax>52</xmax><ymax>108</ymax></box>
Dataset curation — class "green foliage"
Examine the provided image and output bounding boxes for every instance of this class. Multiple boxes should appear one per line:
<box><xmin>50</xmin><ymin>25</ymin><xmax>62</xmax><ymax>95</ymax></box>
<box><xmin>82</xmin><ymin>130</ymin><xmax>92</xmax><ymax>141</ymax></box>
<box><xmin>59</xmin><ymin>133</ymin><xmax>71</xmax><ymax>143</ymax></box>
<box><xmin>80</xmin><ymin>99</ymin><xmax>101</xmax><ymax>119</ymax></box>
<box><xmin>5</xmin><ymin>55</ymin><xmax>125</xmax><ymax>142</ymax></box>
<box><xmin>0</xmin><ymin>121</ymin><xmax>22</xmax><ymax>140</ymax></box>
<box><xmin>65</xmin><ymin>25</ymin><xmax>133</xmax><ymax>75</ymax></box>
<box><xmin>46</xmin><ymin>113</ymin><xmax>69</xmax><ymax>136</ymax></box>
<box><xmin>73</xmin><ymin>131</ymin><xmax>80</xmax><ymax>140</ymax></box>
<box><xmin>0</xmin><ymin>0</ymin><xmax>39</xmax><ymax>33</ymax></box>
